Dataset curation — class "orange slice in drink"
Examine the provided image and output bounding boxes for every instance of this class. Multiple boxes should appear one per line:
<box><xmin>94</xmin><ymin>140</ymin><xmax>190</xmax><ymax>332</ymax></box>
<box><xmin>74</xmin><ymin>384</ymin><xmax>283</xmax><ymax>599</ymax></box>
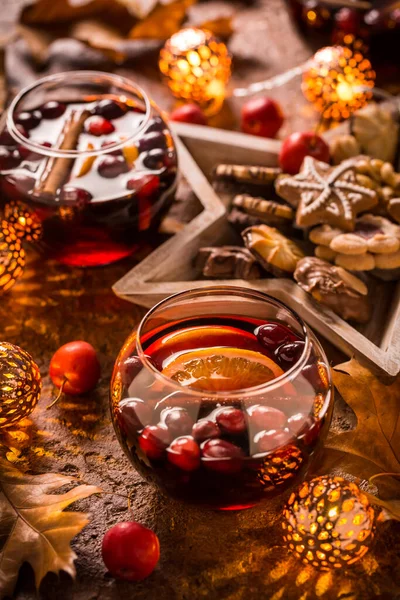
<box><xmin>161</xmin><ymin>347</ymin><xmax>284</xmax><ymax>392</ymax></box>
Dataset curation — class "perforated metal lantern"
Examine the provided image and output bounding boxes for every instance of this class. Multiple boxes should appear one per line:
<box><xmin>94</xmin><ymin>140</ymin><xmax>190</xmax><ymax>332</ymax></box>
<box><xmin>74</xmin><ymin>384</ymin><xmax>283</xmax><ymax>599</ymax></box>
<box><xmin>4</xmin><ymin>201</ymin><xmax>43</xmax><ymax>243</ymax></box>
<box><xmin>0</xmin><ymin>221</ymin><xmax>25</xmax><ymax>292</ymax></box>
<box><xmin>302</xmin><ymin>39</ymin><xmax>375</xmax><ymax>122</ymax></box>
<box><xmin>159</xmin><ymin>27</ymin><xmax>232</xmax><ymax>116</ymax></box>
<box><xmin>0</xmin><ymin>342</ymin><xmax>42</xmax><ymax>427</ymax></box>
<box><xmin>282</xmin><ymin>476</ymin><xmax>376</xmax><ymax>570</ymax></box>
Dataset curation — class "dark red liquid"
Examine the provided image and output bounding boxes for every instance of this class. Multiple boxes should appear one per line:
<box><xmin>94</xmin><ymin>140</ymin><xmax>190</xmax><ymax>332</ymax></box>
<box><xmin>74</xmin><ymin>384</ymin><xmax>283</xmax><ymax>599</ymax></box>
<box><xmin>111</xmin><ymin>316</ymin><xmax>332</xmax><ymax>510</ymax></box>
<box><xmin>0</xmin><ymin>98</ymin><xmax>177</xmax><ymax>266</ymax></box>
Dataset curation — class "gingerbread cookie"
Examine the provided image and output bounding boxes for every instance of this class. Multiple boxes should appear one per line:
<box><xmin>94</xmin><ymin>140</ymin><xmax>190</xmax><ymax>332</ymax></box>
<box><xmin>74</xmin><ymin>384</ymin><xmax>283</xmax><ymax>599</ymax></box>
<box><xmin>294</xmin><ymin>257</ymin><xmax>371</xmax><ymax>323</ymax></box>
<box><xmin>242</xmin><ymin>224</ymin><xmax>304</xmax><ymax>278</ymax></box>
<box><xmin>276</xmin><ymin>156</ymin><xmax>378</xmax><ymax>231</ymax></box>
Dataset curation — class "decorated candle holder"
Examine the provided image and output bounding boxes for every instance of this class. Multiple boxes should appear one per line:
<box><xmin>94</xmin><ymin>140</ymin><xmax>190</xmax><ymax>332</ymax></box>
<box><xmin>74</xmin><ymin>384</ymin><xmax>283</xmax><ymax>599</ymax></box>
<box><xmin>0</xmin><ymin>342</ymin><xmax>42</xmax><ymax>427</ymax></box>
<box><xmin>0</xmin><ymin>221</ymin><xmax>25</xmax><ymax>292</ymax></box>
<box><xmin>4</xmin><ymin>201</ymin><xmax>43</xmax><ymax>243</ymax></box>
<box><xmin>282</xmin><ymin>475</ymin><xmax>376</xmax><ymax>569</ymax></box>
<box><xmin>302</xmin><ymin>38</ymin><xmax>375</xmax><ymax>122</ymax></box>
<box><xmin>159</xmin><ymin>27</ymin><xmax>232</xmax><ymax>116</ymax></box>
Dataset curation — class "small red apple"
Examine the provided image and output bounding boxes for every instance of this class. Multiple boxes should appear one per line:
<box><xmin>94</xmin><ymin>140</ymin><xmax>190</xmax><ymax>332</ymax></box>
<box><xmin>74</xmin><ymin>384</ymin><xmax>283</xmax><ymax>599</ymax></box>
<box><xmin>169</xmin><ymin>104</ymin><xmax>207</xmax><ymax>125</ymax></box>
<box><xmin>279</xmin><ymin>131</ymin><xmax>330</xmax><ymax>175</ymax></box>
<box><xmin>241</xmin><ymin>96</ymin><xmax>284</xmax><ymax>139</ymax></box>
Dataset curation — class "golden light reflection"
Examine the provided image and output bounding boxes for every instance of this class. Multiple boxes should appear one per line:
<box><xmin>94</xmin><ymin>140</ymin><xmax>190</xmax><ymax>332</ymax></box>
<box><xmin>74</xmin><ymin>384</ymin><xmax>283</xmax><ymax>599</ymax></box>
<box><xmin>302</xmin><ymin>38</ymin><xmax>375</xmax><ymax>122</ymax></box>
<box><xmin>0</xmin><ymin>220</ymin><xmax>26</xmax><ymax>292</ymax></box>
<box><xmin>159</xmin><ymin>27</ymin><xmax>232</xmax><ymax>115</ymax></box>
<box><xmin>4</xmin><ymin>201</ymin><xmax>43</xmax><ymax>243</ymax></box>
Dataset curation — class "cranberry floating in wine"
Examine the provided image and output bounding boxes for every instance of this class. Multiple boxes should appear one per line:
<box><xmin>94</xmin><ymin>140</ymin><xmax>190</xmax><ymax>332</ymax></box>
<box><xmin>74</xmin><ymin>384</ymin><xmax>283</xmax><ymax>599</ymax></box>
<box><xmin>111</xmin><ymin>287</ymin><xmax>333</xmax><ymax>510</ymax></box>
<box><xmin>0</xmin><ymin>72</ymin><xmax>178</xmax><ymax>266</ymax></box>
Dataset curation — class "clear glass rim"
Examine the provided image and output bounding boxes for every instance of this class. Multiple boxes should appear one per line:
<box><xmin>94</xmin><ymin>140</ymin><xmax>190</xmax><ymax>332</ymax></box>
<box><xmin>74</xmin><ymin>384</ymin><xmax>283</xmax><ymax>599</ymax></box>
<box><xmin>135</xmin><ymin>286</ymin><xmax>325</xmax><ymax>399</ymax></box>
<box><xmin>6</xmin><ymin>70</ymin><xmax>152</xmax><ymax>159</ymax></box>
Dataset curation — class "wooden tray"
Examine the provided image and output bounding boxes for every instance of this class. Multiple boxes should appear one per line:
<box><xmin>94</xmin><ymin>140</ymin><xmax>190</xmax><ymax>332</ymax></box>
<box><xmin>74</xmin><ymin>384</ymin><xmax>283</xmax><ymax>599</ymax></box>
<box><xmin>113</xmin><ymin>123</ymin><xmax>400</xmax><ymax>381</ymax></box>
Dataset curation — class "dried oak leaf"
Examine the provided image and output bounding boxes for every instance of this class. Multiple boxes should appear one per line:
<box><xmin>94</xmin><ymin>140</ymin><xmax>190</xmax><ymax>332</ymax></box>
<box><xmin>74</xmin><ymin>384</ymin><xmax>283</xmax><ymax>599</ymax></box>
<box><xmin>320</xmin><ymin>358</ymin><xmax>400</xmax><ymax>520</ymax></box>
<box><xmin>129</xmin><ymin>0</ymin><xmax>196</xmax><ymax>39</ymax></box>
<box><xmin>0</xmin><ymin>459</ymin><xmax>101</xmax><ymax>599</ymax></box>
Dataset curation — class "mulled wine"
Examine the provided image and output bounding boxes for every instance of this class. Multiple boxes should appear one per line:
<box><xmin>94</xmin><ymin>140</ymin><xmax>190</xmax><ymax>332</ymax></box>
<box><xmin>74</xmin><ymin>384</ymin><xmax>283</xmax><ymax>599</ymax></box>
<box><xmin>0</xmin><ymin>72</ymin><xmax>178</xmax><ymax>266</ymax></box>
<box><xmin>111</xmin><ymin>288</ymin><xmax>333</xmax><ymax>510</ymax></box>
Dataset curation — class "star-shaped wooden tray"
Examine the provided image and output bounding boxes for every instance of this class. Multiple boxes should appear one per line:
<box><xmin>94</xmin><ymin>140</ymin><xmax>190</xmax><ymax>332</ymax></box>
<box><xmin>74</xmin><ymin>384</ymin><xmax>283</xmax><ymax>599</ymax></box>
<box><xmin>113</xmin><ymin>123</ymin><xmax>400</xmax><ymax>381</ymax></box>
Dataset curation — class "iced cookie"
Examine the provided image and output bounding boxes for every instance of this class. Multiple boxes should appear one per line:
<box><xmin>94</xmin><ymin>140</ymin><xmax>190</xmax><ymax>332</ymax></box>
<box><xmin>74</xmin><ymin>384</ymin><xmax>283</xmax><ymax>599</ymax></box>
<box><xmin>233</xmin><ymin>194</ymin><xmax>293</xmax><ymax>223</ymax></box>
<box><xmin>242</xmin><ymin>224</ymin><xmax>304</xmax><ymax>277</ymax></box>
<box><xmin>276</xmin><ymin>156</ymin><xmax>378</xmax><ymax>231</ymax></box>
<box><xmin>294</xmin><ymin>257</ymin><xmax>371</xmax><ymax>323</ymax></box>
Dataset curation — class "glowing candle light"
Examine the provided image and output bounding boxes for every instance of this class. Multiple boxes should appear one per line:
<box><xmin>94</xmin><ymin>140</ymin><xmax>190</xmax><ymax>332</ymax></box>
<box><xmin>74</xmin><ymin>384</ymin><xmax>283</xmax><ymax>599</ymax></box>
<box><xmin>159</xmin><ymin>27</ymin><xmax>232</xmax><ymax>116</ymax></box>
<box><xmin>302</xmin><ymin>38</ymin><xmax>376</xmax><ymax>122</ymax></box>
<box><xmin>282</xmin><ymin>476</ymin><xmax>376</xmax><ymax>570</ymax></box>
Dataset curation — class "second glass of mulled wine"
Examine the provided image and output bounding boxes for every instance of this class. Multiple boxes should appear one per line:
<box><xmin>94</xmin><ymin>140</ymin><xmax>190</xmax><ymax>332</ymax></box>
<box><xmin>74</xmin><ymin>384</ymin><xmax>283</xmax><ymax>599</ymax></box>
<box><xmin>0</xmin><ymin>71</ymin><xmax>178</xmax><ymax>266</ymax></box>
<box><xmin>111</xmin><ymin>287</ymin><xmax>334</xmax><ymax>511</ymax></box>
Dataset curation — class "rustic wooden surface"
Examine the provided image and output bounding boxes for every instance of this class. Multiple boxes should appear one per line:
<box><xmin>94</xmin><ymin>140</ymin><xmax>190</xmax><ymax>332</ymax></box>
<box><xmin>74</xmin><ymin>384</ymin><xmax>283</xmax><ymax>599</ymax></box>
<box><xmin>1</xmin><ymin>1</ymin><xmax>400</xmax><ymax>599</ymax></box>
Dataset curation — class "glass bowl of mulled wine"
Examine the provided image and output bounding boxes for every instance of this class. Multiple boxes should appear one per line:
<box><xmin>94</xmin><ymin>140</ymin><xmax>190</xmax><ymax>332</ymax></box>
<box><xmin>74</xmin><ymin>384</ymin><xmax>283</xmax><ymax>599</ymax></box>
<box><xmin>0</xmin><ymin>71</ymin><xmax>178</xmax><ymax>266</ymax></box>
<box><xmin>110</xmin><ymin>287</ymin><xmax>333</xmax><ymax>511</ymax></box>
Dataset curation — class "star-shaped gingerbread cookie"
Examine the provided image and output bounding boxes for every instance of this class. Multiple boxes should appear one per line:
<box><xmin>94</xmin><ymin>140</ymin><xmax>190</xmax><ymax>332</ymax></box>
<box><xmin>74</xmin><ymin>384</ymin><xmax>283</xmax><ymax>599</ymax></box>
<box><xmin>276</xmin><ymin>156</ymin><xmax>378</xmax><ymax>231</ymax></box>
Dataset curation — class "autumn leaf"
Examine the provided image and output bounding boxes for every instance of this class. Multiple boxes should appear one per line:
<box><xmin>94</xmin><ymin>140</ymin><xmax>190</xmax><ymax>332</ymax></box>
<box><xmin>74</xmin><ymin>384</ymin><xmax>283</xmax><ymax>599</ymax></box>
<box><xmin>329</xmin><ymin>358</ymin><xmax>400</xmax><ymax>474</ymax></box>
<box><xmin>316</xmin><ymin>358</ymin><xmax>400</xmax><ymax>519</ymax></box>
<box><xmin>0</xmin><ymin>459</ymin><xmax>101</xmax><ymax>599</ymax></box>
<box><xmin>129</xmin><ymin>0</ymin><xmax>196</xmax><ymax>39</ymax></box>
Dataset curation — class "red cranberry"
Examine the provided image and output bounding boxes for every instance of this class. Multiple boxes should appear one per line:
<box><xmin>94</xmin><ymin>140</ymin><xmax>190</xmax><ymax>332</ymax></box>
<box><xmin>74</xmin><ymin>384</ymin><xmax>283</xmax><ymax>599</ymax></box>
<box><xmin>0</xmin><ymin>147</ymin><xmax>20</xmax><ymax>170</ymax></box>
<box><xmin>254</xmin><ymin>428</ymin><xmax>292</xmax><ymax>454</ymax></box>
<box><xmin>145</xmin><ymin>117</ymin><xmax>165</xmax><ymax>133</ymax></box>
<box><xmin>98</xmin><ymin>155</ymin><xmax>129</xmax><ymax>178</ymax></box>
<box><xmin>1</xmin><ymin>173</ymin><xmax>35</xmax><ymax>198</ymax></box>
<box><xmin>302</xmin><ymin>362</ymin><xmax>328</xmax><ymax>392</ymax></box>
<box><xmin>101</xmin><ymin>140</ymin><xmax>121</xmax><ymax>156</ymax></box>
<box><xmin>192</xmin><ymin>420</ymin><xmax>220</xmax><ymax>442</ymax></box>
<box><xmin>40</xmin><ymin>101</ymin><xmax>66</xmax><ymax>119</ymax></box>
<box><xmin>139</xmin><ymin>425</ymin><xmax>170</xmax><ymax>460</ymax></box>
<box><xmin>143</xmin><ymin>149</ymin><xmax>166</xmax><ymax>170</ymax></box>
<box><xmin>118</xmin><ymin>398</ymin><xmax>152</xmax><ymax>435</ymax></box>
<box><xmin>170</xmin><ymin>104</ymin><xmax>207</xmax><ymax>126</ymax></box>
<box><xmin>58</xmin><ymin>186</ymin><xmax>92</xmax><ymax>207</ymax></box>
<box><xmin>335</xmin><ymin>8</ymin><xmax>360</xmax><ymax>34</ymax></box>
<box><xmin>0</xmin><ymin>125</ymin><xmax>29</xmax><ymax>146</ymax></box>
<box><xmin>139</xmin><ymin>132</ymin><xmax>167</xmax><ymax>153</ymax></box>
<box><xmin>127</xmin><ymin>174</ymin><xmax>159</xmax><ymax>197</ymax></box>
<box><xmin>161</xmin><ymin>407</ymin><xmax>194</xmax><ymax>437</ymax></box>
<box><xmin>275</xmin><ymin>340</ymin><xmax>305</xmax><ymax>368</ymax></box>
<box><xmin>85</xmin><ymin>116</ymin><xmax>115</xmax><ymax>136</ymax></box>
<box><xmin>93</xmin><ymin>99</ymin><xmax>127</xmax><ymax>120</ymax></box>
<box><xmin>121</xmin><ymin>355</ymin><xmax>143</xmax><ymax>387</ymax></box>
<box><xmin>256</xmin><ymin>323</ymin><xmax>298</xmax><ymax>351</ymax></box>
<box><xmin>167</xmin><ymin>436</ymin><xmax>200</xmax><ymax>471</ymax></box>
<box><xmin>287</xmin><ymin>412</ymin><xmax>313</xmax><ymax>436</ymax></box>
<box><xmin>16</xmin><ymin>110</ymin><xmax>42</xmax><ymax>130</ymax></box>
<box><xmin>247</xmin><ymin>405</ymin><xmax>287</xmax><ymax>432</ymax></box>
<box><xmin>216</xmin><ymin>407</ymin><xmax>246</xmax><ymax>435</ymax></box>
<box><xmin>201</xmin><ymin>439</ymin><xmax>244</xmax><ymax>474</ymax></box>
<box><xmin>19</xmin><ymin>141</ymin><xmax>51</xmax><ymax>161</ymax></box>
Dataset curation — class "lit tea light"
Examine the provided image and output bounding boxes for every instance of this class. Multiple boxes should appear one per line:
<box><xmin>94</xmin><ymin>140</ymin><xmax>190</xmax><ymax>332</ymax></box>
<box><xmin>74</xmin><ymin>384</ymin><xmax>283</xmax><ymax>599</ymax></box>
<box><xmin>282</xmin><ymin>476</ymin><xmax>376</xmax><ymax>570</ymax></box>
<box><xmin>159</xmin><ymin>27</ymin><xmax>232</xmax><ymax>116</ymax></box>
<box><xmin>302</xmin><ymin>39</ymin><xmax>376</xmax><ymax>122</ymax></box>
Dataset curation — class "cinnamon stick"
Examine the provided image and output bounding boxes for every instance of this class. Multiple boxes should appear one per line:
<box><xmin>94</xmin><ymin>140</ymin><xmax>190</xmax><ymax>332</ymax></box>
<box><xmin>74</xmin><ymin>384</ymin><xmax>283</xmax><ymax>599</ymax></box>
<box><xmin>33</xmin><ymin>109</ymin><xmax>91</xmax><ymax>197</ymax></box>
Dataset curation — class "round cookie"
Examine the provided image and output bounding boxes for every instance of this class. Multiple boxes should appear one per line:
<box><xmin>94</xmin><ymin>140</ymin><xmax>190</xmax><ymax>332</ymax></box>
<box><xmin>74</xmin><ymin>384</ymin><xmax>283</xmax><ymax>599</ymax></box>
<box><xmin>315</xmin><ymin>245</ymin><xmax>338</xmax><ymax>261</ymax></box>
<box><xmin>309</xmin><ymin>224</ymin><xmax>343</xmax><ymax>246</ymax></box>
<box><xmin>331</xmin><ymin>234</ymin><xmax>367</xmax><ymax>255</ymax></box>
<box><xmin>374</xmin><ymin>251</ymin><xmax>400</xmax><ymax>270</ymax></box>
<box><xmin>335</xmin><ymin>253</ymin><xmax>375</xmax><ymax>271</ymax></box>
